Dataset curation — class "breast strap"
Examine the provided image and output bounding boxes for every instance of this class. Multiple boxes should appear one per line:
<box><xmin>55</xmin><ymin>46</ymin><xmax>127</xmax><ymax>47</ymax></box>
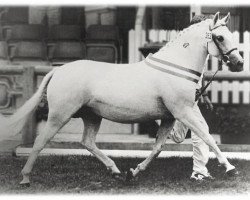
<box><xmin>145</xmin><ymin>54</ymin><xmax>201</xmax><ymax>83</ymax></box>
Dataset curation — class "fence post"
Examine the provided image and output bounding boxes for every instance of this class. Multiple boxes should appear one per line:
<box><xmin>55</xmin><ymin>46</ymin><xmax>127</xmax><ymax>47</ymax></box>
<box><xmin>22</xmin><ymin>66</ymin><xmax>37</xmax><ymax>145</ymax></box>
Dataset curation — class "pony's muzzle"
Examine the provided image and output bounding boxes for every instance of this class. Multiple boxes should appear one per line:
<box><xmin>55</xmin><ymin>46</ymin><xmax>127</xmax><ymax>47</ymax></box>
<box><xmin>228</xmin><ymin>59</ymin><xmax>244</xmax><ymax>72</ymax></box>
<box><xmin>236</xmin><ymin>60</ymin><xmax>244</xmax><ymax>71</ymax></box>
<box><xmin>227</xmin><ymin>51</ymin><xmax>244</xmax><ymax>72</ymax></box>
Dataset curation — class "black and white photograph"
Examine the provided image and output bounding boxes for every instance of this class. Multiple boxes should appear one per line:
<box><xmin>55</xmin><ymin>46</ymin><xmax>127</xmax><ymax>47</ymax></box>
<box><xmin>0</xmin><ymin>0</ymin><xmax>250</xmax><ymax>198</ymax></box>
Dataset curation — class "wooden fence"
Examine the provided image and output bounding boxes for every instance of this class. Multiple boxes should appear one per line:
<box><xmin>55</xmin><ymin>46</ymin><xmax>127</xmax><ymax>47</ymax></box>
<box><xmin>129</xmin><ymin>29</ymin><xmax>250</xmax><ymax>104</ymax></box>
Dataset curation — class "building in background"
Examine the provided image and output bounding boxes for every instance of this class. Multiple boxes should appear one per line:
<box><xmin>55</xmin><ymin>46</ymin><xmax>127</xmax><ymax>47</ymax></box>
<box><xmin>1</xmin><ymin>5</ymin><xmax>249</xmax><ymax>62</ymax></box>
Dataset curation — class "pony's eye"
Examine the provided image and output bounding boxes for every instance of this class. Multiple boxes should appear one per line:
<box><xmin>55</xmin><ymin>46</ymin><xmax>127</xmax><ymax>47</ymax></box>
<box><xmin>217</xmin><ymin>36</ymin><xmax>224</xmax><ymax>42</ymax></box>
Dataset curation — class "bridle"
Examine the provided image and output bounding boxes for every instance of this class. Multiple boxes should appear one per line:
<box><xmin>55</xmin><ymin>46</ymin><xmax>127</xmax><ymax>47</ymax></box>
<box><xmin>208</xmin><ymin>24</ymin><xmax>238</xmax><ymax>63</ymax></box>
<box><xmin>196</xmin><ymin>24</ymin><xmax>238</xmax><ymax>101</ymax></box>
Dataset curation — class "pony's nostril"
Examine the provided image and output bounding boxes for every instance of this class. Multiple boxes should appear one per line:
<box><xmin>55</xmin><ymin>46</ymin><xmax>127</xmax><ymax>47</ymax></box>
<box><xmin>237</xmin><ymin>60</ymin><xmax>243</xmax><ymax>67</ymax></box>
<box><xmin>237</xmin><ymin>60</ymin><xmax>244</xmax><ymax>71</ymax></box>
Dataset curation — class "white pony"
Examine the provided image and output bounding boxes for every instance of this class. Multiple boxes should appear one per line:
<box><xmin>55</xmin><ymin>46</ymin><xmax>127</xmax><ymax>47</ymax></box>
<box><xmin>0</xmin><ymin>12</ymin><xmax>244</xmax><ymax>185</ymax></box>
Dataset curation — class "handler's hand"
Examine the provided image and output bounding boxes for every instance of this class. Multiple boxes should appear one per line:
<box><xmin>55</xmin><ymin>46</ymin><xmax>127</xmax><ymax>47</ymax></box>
<box><xmin>203</xmin><ymin>96</ymin><xmax>213</xmax><ymax>111</ymax></box>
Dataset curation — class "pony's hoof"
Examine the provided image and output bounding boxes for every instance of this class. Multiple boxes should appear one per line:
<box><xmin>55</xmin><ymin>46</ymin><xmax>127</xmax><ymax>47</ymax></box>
<box><xmin>20</xmin><ymin>176</ymin><xmax>30</xmax><ymax>187</ymax></box>
<box><xmin>226</xmin><ymin>168</ymin><xmax>239</xmax><ymax>177</ymax></box>
<box><xmin>125</xmin><ymin>168</ymin><xmax>134</xmax><ymax>182</ymax></box>
<box><xmin>112</xmin><ymin>173</ymin><xmax>124</xmax><ymax>181</ymax></box>
<box><xmin>19</xmin><ymin>182</ymin><xmax>30</xmax><ymax>187</ymax></box>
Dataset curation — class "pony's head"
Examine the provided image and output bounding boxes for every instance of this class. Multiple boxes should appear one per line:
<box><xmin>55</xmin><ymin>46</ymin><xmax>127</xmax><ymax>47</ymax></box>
<box><xmin>207</xmin><ymin>12</ymin><xmax>244</xmax><ymax>72</ymax></box>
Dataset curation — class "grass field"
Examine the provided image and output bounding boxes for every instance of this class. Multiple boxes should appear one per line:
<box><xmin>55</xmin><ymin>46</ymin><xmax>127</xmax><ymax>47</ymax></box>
<box><xmin>0</xmin><ymin>155</ymin><xmax>250</xmax><ymax>195</ymax></box>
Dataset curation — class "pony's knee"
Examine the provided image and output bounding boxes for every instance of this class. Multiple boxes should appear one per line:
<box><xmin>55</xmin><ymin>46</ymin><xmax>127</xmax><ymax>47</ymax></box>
<box><xmin>152</xmin><ymin>144</ymin><xmax>163</xmax><ymax>156</ymax></box>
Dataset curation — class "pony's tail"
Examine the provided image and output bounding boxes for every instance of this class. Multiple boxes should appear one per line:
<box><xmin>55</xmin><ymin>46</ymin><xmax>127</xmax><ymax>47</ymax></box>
<box><xmin>0</xmin><ymin>68</ymin><xmax>57</xmax><ymax>141</ymax></box>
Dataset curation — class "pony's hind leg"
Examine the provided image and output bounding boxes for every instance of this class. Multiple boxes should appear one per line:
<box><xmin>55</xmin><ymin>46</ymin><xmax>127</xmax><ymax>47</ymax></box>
<box><xmin>81</xmin><ymin>110</ymin><xmax>121</xmax><ymax>176</ymax></box>
<box><xmin>129</xmin><ymin>118</ymin><xmax>175</xmax><ymax>178</ymax></box>
<box><xmin>20</xmin><ymin>112</ymin><xmax>70</xmax><ymax>186</ymax></box>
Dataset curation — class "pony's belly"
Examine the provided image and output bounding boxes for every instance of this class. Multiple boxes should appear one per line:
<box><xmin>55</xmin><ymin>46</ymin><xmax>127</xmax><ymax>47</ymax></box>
<box><xmin>89</xmin><ymin>100</ymin><xmax>171</xmax><ymax>123</ymax></box>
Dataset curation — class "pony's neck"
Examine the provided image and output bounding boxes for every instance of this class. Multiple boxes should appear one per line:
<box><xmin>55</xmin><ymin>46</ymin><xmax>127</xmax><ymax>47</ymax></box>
<box><xmin>153</xmin><ymin>20</ymin><xmax>211</xmax><ymax>74</ymax></box>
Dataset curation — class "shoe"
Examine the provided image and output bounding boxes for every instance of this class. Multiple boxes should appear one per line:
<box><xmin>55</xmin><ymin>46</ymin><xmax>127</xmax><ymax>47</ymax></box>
<box><xmin>190</xmin><ymin>171</ymin><xmax>215</xmax><ymax>181</ymax></box>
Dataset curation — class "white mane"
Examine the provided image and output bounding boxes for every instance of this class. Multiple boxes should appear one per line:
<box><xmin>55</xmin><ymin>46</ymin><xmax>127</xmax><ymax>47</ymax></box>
<box><xmin>160</xmin><ymin>19</ymin><xmax>213</xmax><ymax>51</ymax></box>
<box><xmin>151</xmin><ymin>18</ymin><xmax>216</xmax><ymax>74</ymax></box>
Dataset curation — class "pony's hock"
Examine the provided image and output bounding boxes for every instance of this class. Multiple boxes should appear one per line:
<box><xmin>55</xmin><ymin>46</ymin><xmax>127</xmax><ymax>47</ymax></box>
<box><xmin>0</xmin><ymin>12</ymin><xmax>243</xmax><ymax>185</ymax></box>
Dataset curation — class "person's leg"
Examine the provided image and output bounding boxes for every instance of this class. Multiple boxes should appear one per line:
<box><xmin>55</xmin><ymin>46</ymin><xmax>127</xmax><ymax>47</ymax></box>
<box><xmin>169</xmin><ymin>106</ymin><xmax>211</xmax><ymax>179</ymax></box>
<box><xmin>190</xmin><ymin>103</ymin><xmax>213</xmax><ymax>180</ymax></box>
<box><xmin>169</xmin><ymin>104</ymin><xmax>210</xmax><ymax>175</ymax></box>
<box><xmin>191</xmin><ymin>132</ymin><xmax>210</xmax><ymax>175</ymax></box>
<box><xmin>168</xmin><ymin>96</ymin><xmax>236</xmax><ymax>179</ymax></box>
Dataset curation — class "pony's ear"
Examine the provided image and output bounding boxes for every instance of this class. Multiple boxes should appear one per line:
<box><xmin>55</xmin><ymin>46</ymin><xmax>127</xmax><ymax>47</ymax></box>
<box><xmin>212</xmin><ymin>12</ymin><xmax>220</xmax><ymax>26</ymax></box>
<box><xmin>222</xmin><ymin>12</ymin><xmax>230</xmax><ymax>24</ymax></box>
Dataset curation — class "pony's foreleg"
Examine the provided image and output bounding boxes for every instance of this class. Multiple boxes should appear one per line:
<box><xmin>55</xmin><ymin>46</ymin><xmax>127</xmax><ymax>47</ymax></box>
<box><xmin>177</xmin><ymin>106</ymin><xmax>235</xmax><ymax>173</ymax></box>
<box><xmin>81</xmin><ymin>112</ymin><xmax>121</xmax><ymax>176</ymax></box>
<box><xmin>20</xmin><ymin>115</ymin><xmax>67</xmax><ymax>186</ymax></box>
<box><xmin>129</xmin><ymin>118</ymin><xmax>175</xmax><ymax>178</ymax></box>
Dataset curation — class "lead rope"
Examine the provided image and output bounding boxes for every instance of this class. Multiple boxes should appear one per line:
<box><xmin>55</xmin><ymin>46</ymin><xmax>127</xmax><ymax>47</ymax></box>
<box><xmin>195</xmin><ymin>59</ymin><xmax>222</xmax><ymax>101</ymax></box>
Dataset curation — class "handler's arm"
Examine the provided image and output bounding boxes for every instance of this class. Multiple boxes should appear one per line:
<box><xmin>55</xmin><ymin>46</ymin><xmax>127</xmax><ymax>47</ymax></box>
<box><xmin>201</xmin><ymin>76</ymin><xmax>213</xmax><ymax>111</ymax></box>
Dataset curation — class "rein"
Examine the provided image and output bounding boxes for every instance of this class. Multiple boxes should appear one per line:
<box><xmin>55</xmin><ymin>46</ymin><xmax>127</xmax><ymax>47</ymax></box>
<box><xmin>195</xmin><ymin>60</ymin><xmax>222</xmax><ymax>101</ymax></box>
